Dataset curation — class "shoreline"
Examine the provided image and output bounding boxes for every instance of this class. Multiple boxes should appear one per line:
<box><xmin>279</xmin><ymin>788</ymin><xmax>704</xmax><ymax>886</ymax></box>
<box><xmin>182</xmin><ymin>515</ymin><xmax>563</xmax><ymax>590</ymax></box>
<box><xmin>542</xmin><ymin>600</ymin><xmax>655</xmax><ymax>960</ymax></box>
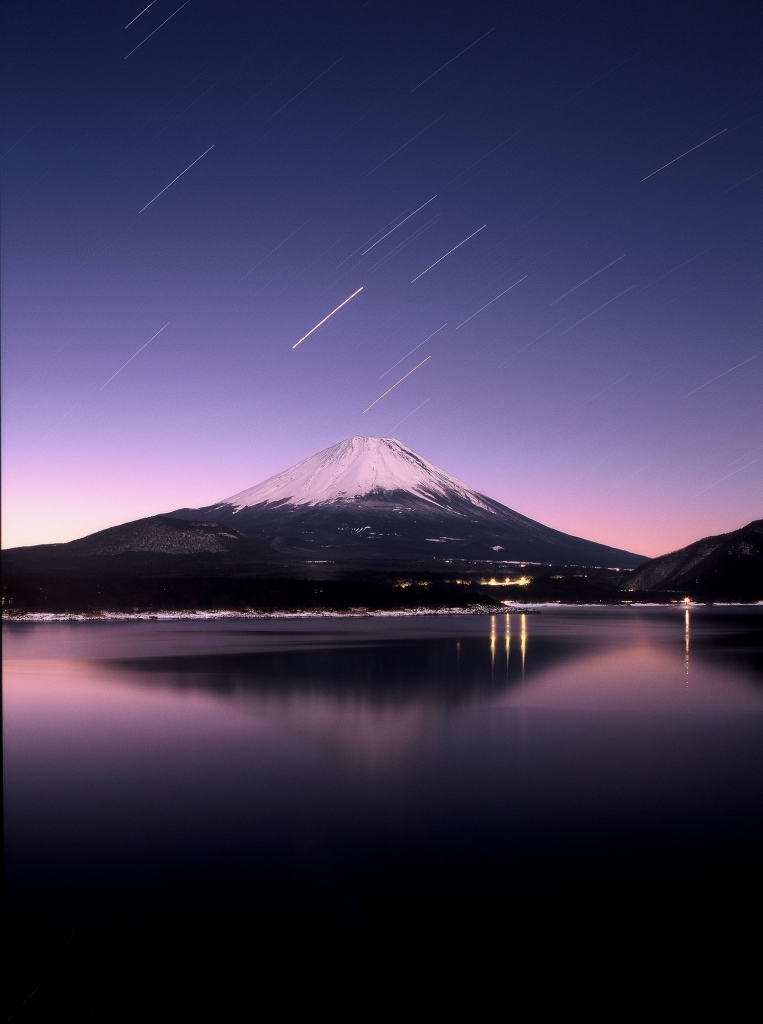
<box><xmin>4</xmin><ymin>602</ymin><xmax>762</xmax><ymax>623</ymax></box>
<box><xmin>3</xmin><ymin>606</ymin><xmax>526</xmax><ymax>622</ymax></box>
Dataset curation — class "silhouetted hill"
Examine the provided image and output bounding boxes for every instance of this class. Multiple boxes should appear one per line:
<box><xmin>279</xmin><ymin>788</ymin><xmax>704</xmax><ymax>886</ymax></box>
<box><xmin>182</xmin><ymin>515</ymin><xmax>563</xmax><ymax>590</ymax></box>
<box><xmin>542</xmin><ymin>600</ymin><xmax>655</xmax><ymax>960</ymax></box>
<box><xmin>625</xmin><ymin>519</ymin><xmax>763</xmax><ymax>601</ymax></box>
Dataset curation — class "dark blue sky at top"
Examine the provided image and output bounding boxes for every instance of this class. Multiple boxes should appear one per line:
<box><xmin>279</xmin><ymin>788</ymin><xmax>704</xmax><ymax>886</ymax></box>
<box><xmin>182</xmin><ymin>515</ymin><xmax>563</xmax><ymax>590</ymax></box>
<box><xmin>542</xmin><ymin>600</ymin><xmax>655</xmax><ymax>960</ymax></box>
<box><xmin>2</xmin><ymin>0</ymin><xmax>761</xmax><ymax>553</ymax></box>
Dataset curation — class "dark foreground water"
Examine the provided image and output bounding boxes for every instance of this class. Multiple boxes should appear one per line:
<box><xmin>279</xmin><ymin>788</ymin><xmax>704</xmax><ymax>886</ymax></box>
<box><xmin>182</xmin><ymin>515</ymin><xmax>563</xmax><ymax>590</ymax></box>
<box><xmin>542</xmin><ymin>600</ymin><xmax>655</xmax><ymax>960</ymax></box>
<box><xmin>4</xmin><ymin>607</ymin><xmax>763</xmax><ymax>1018</ymax></box>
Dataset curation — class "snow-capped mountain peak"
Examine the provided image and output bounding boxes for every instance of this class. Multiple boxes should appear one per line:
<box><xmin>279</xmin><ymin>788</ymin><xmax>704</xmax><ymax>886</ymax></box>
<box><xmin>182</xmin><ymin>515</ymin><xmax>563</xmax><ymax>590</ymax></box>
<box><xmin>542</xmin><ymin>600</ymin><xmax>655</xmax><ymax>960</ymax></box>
<box><xmin>216</xmin><ymin>437</ymin><xmax>493</xmax><ymax>512</ymax></box>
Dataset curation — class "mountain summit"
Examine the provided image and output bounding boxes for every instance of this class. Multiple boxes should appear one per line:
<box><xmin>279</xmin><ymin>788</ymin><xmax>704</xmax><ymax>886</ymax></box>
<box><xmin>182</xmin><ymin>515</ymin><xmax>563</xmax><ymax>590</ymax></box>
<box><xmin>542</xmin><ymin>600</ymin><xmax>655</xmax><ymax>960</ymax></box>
<box><xmin>169</xmin><ymin>436</ymin><xmax>645</xmax><ymax>571</ymax></box>
<box><xmin>218</xmin><ymin>437</ymin><xmax>493</xmax><ymax>512</ymax></box>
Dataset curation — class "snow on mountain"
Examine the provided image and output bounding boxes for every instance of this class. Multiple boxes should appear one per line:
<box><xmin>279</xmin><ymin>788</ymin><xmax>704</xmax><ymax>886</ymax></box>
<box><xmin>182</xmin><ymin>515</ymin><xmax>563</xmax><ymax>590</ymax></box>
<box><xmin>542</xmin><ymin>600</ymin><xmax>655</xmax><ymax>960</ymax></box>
<box><xmin>217</xmin><ymin>437</ymin><xmax>495</xmax><ymax>512</ymax></box>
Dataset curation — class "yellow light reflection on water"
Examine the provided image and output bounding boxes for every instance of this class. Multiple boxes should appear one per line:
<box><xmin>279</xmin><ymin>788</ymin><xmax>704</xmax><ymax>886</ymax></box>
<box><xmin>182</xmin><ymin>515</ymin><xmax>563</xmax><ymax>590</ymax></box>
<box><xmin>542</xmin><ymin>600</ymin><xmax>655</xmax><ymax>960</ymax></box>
<box><xmin>521</xmin><ymin>613</ymin><xmax>527</xmax><ymax>678</ymax></box>
<box><xmin>685</xmin><ymin>608</ymin><xmax>691</xmax><ymax>688</ymax></box>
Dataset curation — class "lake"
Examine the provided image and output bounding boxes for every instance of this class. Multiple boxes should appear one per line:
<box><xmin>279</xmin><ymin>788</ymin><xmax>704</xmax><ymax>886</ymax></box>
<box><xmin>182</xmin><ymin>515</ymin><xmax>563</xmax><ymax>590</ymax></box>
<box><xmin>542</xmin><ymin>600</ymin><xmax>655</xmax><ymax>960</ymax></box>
<box><xmin>5</xmin><ymin>607</ymin><xmax>763</xmax><ymax>1017</ymax></box>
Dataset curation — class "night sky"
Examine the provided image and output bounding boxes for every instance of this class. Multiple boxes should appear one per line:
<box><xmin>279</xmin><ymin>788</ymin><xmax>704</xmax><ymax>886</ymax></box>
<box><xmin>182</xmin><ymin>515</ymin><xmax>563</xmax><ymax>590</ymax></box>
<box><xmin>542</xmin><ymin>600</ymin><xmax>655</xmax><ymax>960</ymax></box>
<box><xmin>2</xmin><ymin>1</ymin><xmax>761</xmax><ymax>556</ymax></box>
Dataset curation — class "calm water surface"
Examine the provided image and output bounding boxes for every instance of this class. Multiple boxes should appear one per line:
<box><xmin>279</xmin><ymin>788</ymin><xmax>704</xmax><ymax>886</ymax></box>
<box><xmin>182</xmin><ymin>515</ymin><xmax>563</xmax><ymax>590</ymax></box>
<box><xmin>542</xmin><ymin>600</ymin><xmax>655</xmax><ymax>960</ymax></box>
<box><xmin>4</xmin><ymin>607</ymin><xmax>763</xmax><ymax>1012</ymax></box>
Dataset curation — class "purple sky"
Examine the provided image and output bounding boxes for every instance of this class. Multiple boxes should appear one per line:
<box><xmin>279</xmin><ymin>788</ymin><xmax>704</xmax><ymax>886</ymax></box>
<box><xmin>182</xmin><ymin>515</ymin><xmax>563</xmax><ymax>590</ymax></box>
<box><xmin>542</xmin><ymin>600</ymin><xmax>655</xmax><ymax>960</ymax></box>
<box><xmin>2</xmin><ymin>1</ymin><xmax>761</xmax><ymax>556</ymax></box>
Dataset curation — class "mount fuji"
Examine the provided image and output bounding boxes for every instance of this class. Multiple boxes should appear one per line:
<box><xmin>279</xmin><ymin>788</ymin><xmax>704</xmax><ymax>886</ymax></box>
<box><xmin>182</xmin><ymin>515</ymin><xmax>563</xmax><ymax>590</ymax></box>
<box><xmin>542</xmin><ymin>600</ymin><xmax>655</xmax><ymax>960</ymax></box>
<box><xmin>163</xmin><ymin>436</ymin><xmax>645</xmax><ymax>571</ymax></box>
<box><xmin>4</xmin><ymin>438</ymin><xmax>646</xmax><ymax>609</ymax></box>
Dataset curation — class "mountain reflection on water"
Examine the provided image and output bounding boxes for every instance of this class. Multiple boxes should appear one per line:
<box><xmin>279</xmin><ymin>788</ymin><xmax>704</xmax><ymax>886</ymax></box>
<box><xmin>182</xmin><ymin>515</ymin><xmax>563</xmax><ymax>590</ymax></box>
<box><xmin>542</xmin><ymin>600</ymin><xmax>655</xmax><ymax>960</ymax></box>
<box><xmin>68</xmin><ymin>609</ymin><xmax>762</xmax><ymax>758</ymax></box>
<box><xmin>4</xmin><ymin>608</ymin><xmax>763</xmax><ymax>915</ymax></box>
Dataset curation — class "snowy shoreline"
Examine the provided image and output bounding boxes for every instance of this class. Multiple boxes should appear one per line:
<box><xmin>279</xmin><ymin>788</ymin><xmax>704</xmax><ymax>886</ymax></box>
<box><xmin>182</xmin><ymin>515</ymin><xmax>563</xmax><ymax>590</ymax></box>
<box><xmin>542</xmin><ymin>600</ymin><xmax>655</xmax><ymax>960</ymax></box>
<box><xmin>4</xmin><ymin>602</ymin><xmax>761</xmax><ymax>623</ymax></box>
<box><xmin>3</xmin><ymin>606</ymin><xmax>529</xmax><ymax>622</ymax></box>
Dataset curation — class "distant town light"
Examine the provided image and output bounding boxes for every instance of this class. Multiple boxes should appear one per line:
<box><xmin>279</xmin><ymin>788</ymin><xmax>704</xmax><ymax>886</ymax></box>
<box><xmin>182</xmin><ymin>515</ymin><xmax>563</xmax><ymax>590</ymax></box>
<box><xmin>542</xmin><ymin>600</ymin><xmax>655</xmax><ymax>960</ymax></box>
<box><xmin>480</xmin><ymin>576</ymin><xmax>531</xmax><ymax>587</ymax></box>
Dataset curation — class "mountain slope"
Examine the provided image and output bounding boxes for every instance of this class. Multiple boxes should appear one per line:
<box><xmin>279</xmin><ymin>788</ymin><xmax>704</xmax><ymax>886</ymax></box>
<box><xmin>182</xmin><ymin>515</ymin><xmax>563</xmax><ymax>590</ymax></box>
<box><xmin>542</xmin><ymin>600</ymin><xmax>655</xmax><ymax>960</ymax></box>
<box><xmin>169</xmin><ymin>436</ymin><xmax>645</xmax><ymax>570</ymax></box>
<box><xmin>1</xmin><ymin>517</ymin><xmax>265</xmax><ymax>576</ymax></box>
<box><xmin>625</xmin><ymin>519</ymin><xmax>763</xmax><ymax>599</ymax></box>
<box><xmin>6</xmin><ymin>516</ymin><xmax>249</xmax><ymax>560</ymax></box>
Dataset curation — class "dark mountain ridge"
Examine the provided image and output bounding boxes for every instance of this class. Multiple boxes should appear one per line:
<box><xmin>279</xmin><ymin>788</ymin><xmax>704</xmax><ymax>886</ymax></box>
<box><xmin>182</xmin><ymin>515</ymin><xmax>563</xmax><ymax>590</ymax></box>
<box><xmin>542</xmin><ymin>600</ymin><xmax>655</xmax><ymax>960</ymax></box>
<box><xmin>625</xmin><ymin>519</ymin><xmax>763</xmax><ymax>601</ymax></box>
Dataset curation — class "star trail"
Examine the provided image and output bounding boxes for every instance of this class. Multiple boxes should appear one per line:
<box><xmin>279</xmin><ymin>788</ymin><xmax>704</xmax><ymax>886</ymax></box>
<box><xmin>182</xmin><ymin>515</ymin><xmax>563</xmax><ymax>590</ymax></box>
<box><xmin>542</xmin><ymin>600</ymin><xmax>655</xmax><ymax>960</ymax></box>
<box><xmin>2</xmin><ymin>1</ymin><xmax>761</xmax><ymax>554</ymax></box>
